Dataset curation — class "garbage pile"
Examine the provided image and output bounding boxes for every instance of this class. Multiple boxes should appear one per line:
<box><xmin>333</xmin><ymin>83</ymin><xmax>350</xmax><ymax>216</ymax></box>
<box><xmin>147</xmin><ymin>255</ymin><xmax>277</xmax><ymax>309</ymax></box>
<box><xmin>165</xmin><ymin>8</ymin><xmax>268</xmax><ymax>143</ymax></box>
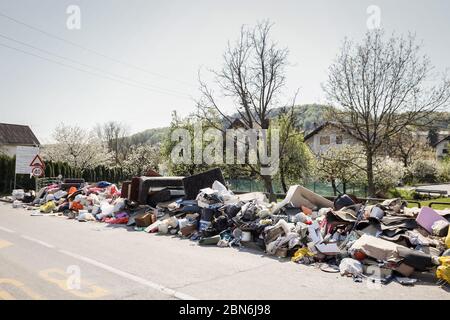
<box><xmin>4</xmin><ymin>169</ymin><xmax>450</xmax><ymax>287</ymax></box>
<box><xmin>7</xmin><ymin>179</ymin><xmax>138</xmax><ymax>223</ymax></box>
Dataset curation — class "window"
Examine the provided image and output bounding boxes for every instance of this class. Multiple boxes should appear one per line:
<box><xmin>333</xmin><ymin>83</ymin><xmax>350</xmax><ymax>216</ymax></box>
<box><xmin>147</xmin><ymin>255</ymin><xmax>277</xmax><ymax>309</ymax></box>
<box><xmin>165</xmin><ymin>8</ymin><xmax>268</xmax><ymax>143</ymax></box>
<box><xmin>336</xmin><ymin>135</ymin><xmax>343</xmax><ymax>144</ymax></box>
<box><xmin>319</xmin><ymin>136</ymin><xmax>330</xmax><ymax>145</ymax></box>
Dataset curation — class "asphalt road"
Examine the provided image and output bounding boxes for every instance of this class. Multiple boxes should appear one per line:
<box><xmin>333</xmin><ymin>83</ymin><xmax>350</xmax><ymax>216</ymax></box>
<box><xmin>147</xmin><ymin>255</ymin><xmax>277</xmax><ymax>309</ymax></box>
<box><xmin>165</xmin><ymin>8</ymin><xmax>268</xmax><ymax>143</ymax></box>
<box><xmin>0</xmin><ymin>203</ymin><xmax>448</xmax><ymax>300</ymax></box>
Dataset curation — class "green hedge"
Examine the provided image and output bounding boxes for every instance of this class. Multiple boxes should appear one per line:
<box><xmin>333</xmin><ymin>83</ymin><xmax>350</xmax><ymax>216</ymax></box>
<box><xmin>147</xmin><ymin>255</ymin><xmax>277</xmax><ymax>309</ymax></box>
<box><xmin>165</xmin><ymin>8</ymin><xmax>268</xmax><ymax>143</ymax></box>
<box><xmin>0</xmin><ymin>155</ymin><xmax>129</xmax><ymax>194</ymax></box>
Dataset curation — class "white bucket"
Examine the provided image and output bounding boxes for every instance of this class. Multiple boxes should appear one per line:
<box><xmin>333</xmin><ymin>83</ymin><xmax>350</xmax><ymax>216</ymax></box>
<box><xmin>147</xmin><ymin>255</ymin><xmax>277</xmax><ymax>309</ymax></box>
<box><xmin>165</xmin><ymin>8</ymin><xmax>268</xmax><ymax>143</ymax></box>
<box><xmin>178</xmin><ymin>218</ymin><xmax>188</xmax><ymax>229</ymax></box>
<box><xmin>241</xmin><ymin>231</ymin><xmax>252</xmax><ymax>242</ymax></box>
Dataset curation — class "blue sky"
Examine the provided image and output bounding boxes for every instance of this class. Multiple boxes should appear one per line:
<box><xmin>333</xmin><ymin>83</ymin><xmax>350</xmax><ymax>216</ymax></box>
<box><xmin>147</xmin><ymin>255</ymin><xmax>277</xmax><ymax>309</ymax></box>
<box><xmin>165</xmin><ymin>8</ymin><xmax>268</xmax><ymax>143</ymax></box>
<box><xmin>0</xmin><ymin>0</ymin><xmax>449</xmax><ymax>142</ymax></box>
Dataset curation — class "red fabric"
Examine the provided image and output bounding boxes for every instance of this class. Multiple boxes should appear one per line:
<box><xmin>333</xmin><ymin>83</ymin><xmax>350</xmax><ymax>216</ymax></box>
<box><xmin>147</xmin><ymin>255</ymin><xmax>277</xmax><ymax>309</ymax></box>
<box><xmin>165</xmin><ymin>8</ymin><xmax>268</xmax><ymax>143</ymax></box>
<box><xmin>70</xmin><ymin>202</ymin><xmax>83</xmax><ymax>212</ymax></box>
<box><xmin>88</xmin><ymin>187</ymin><xmax>103</xmax><ymax>194</ymax></box>
<box><xmin>68</xmin><ymin>186</ymin><xmax>77</xmax><ymax>195</ymax></box>
<box><xmin>105</xmin><ymin>217</ymin><xmax>129</xmax><ymax>224</ymax></box>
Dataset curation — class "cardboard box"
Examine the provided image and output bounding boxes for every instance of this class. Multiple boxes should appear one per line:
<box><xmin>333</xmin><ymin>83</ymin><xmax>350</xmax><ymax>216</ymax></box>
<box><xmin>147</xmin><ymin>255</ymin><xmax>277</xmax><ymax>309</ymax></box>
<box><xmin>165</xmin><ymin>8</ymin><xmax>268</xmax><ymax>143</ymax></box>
<box><xmin>180</xmin><ymin>224</ymin><xmax>198</xmax><ymax>237</ymax></box>
<box><xmin>135</xmin><ymin>212</ymin><xmax>152</xmax><ymax>227</ymax></box>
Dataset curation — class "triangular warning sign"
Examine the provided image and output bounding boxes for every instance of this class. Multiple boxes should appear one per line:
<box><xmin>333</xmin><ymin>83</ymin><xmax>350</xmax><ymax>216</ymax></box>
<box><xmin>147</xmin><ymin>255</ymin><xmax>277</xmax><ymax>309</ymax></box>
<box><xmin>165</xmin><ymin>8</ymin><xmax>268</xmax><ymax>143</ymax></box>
<box><xmin>29</xmin><ymin>154</ymin><xmax>45</xmax><ymax>168</ymax></box>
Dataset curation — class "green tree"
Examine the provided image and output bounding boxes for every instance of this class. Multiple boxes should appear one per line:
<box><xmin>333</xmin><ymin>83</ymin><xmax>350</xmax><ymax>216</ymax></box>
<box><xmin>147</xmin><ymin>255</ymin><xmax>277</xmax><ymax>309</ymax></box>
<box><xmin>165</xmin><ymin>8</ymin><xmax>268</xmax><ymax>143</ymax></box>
<box><xmin>161</xmin><ymin>111</ymin><xmax>220</xmax><ymax>176</ymax></box>
<box><xmin>315</xmin><ymin>145</ymin><xmax>366</xmax><ymax>196</ymax></box>
<box><xmin>275</xmin><ymin>107</ymin><xmax>314</xmax><ymax>192</ymax></box>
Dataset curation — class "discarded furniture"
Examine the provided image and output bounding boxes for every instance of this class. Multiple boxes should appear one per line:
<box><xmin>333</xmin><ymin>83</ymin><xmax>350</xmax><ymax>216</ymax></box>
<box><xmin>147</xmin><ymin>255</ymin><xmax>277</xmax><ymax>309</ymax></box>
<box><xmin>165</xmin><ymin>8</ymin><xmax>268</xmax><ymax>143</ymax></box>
<box><xmin>182</xmin><ymin>168</ymin><xmax>225</xmax><ymax>200</ymax></box>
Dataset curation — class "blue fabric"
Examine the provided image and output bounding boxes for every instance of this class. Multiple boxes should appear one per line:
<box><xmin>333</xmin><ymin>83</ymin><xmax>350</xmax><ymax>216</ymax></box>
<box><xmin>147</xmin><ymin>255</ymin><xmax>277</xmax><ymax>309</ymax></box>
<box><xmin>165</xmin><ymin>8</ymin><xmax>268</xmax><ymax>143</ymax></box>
<box><xmin>97</xmin><ymin>181</ymin><xmax>112</xmax><ymax>188</ymax></box>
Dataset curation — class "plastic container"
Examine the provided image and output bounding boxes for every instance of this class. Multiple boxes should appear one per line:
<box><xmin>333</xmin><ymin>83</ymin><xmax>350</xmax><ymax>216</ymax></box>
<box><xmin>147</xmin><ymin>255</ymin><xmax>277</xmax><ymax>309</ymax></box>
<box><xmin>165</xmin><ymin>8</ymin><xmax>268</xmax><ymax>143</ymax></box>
<box><xmin>241</xmin><ymin>231</ymin><xmax>252</xmax><ymax>242</ymax></box>
<box><xmin>178</xmin><ymin>218</ymin><xmax>188</xmax><ymax>229</ymax></box>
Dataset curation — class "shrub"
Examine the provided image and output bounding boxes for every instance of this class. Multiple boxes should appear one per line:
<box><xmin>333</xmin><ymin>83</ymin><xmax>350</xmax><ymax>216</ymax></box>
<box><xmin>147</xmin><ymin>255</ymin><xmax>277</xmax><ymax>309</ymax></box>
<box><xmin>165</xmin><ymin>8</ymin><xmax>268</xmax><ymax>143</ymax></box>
<box><xmin>437</xmin><ymin>159</ymin><xmax>450</xmax><ymax>182</ymax></box>
<box><xmin>373</xmin><ymin>157</ymin><xmax>406</xmax><ymax>195</ymax></box>
<box><xmin>406</xmin><ymin>159</ymin><xmax>438</xmax><ymax>183</ymax></box>
<box><xmin>388</xmin><ymin>188</ymin><xmax>417</xmax><ymax>199</ymax></box>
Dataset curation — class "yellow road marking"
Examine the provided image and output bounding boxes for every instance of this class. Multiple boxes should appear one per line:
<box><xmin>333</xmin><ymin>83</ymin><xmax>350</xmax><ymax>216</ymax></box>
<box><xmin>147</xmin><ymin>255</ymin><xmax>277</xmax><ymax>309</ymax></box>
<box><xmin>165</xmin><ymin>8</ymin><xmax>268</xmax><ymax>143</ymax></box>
<box><xmin>0</xmin><ymin>278</ymin><xmax>44</xmax><ymax>300</ymax></box>
<box><xmin>39</xmin><ymin>268</ymin><xmax>109</xmax><ymax>299</ymax></box>
<box><xmin>0</xmin><ymin>239</ymin><xmax>13</xmax><ymax>249</ymax></box>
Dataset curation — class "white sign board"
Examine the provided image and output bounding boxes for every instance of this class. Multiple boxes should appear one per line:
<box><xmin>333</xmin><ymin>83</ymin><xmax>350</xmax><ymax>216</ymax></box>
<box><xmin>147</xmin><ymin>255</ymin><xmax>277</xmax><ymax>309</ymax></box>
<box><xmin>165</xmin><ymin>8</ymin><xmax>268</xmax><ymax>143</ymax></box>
<box><xmin>15</xmin><ymin>146</ymin><xmax>40</xmax><ymax>174</ymax></box>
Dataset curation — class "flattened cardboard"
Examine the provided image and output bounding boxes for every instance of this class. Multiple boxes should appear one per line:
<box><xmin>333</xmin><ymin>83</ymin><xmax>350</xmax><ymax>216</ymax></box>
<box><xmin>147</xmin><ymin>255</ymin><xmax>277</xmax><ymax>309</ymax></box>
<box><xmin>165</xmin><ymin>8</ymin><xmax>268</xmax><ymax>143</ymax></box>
<box><xmin>274</xmin><ymin>185</ymin><xmax>333</xmax><ymax>213</ymax></box>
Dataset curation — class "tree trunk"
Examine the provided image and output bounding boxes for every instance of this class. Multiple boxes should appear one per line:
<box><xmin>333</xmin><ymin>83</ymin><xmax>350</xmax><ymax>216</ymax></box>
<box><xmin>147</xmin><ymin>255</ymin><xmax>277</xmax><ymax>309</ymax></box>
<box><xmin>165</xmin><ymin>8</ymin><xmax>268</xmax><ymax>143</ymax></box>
<box><xmin>402</xmin><ymin>155</ymin><xmax>408</xmax><ymax>168</ymax></box>
<box><xmin>366</xmin><ymin>151</ymin><xmax>375</xmax><ymax>197</ymax></box>
<box><xmin>280</xmin><ymin>164</ymin><xmax>288</xmax><ymax>193</ymax></box>
<box><xmin>262</xmin><ymin>175</ymin><xmax>276</xmax><ymax>202</ymax></box>
<box><xmin>343</xmin><ymin>181</ymin><xmax>347</xmax><ymax>194</ymax></box>
<box><xmin>331</xmin><ymin>179</ymin><xmax>337</xmax><ymax>196</ymax></box>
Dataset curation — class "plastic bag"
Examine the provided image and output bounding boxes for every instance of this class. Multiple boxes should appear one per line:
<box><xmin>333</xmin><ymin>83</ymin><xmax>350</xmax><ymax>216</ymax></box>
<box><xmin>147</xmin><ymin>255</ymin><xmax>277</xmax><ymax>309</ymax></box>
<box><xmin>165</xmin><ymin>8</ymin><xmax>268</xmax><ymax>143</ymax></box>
<box><xmin>12</xmin><ymin>189</ymin><xmax>25</xmax><ymax>200</ymax></box>
<box><xmin>40</xmin><ymin>201</ymin><xmax>56</xmax><ymax>213</ymax></box>
<box><xmin>339</xmin><ymin>258</ymin><xmax>363</xmax><ymax>277</ymax></box>
<box><xmin>12</xmin><ymin>200</ymin><xmax>22</xmax><ymax>208</ymax></box>
<box><xmin>212</xmin><ymin>180</ymin><xmax>236</xmax><ymax>202</ymax></box>
<box><xmin>291</xmin><ymin>247</ymin><xmax>315</xmax><ymax>263</ymax></box>
<box><xmin>53</xmin><ymin>190</ymin><xmax>68</xmax><ymax>200</ymax></box>
<box><xmin>97</xmin><ymin>202</ymin><xmax>114</xmax><ymax>219</ymax></box>
<box><xmin>112</xmin><ymin>198</ymin><xmax>126</xmax><ymax>213</ymax></box>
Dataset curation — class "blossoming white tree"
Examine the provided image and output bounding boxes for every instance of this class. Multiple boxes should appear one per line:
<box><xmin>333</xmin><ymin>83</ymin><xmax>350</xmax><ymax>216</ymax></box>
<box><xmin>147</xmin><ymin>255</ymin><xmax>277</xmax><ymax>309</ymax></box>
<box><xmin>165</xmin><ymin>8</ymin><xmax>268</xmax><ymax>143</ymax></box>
<box><xmin>42</xmin><ymin>123</ymin><xmax>112</xmax><ymax>170</ymax></box>
<box><xmin>122</xmin><ymin>144</ymin><xmax>161</xmax><ymax>177</ymax></box>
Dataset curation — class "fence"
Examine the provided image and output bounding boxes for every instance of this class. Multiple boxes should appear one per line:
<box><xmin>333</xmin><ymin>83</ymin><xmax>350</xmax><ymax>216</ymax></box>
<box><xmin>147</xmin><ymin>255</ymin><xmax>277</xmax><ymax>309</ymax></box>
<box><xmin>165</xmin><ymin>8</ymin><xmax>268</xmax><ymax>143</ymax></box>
<box><xmin>0</xmin><ymin>155</ymin><xmax>130</xmax><ymax>195</ymax></box>
<box><xmin>227</xmin><ymin>178</ymin><xmax>368</xmax><ymax>198</ymax></box>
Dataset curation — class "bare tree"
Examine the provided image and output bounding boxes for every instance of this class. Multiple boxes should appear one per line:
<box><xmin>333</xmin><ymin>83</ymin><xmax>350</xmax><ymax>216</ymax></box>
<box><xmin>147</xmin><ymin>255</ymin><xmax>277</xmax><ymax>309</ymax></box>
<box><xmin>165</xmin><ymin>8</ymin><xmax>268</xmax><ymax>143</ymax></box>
<box><xmin>196</xmin><ymin>20</ymin><xmax>291</xmax><ymax>199</ymax></box>
<box><xmin>324</xmin><ymin>30</ymin><xmax>450</xmax><ymax>196</ymax></box>
<box><xmin>95</xmin><ymin>121</ymin><xmax>129</xmax><ymax>165</ymax></box>
<box><xmin>384</xmin><ymin>127</ymin><xmax>434</xmax><ymax>167</ymax></box>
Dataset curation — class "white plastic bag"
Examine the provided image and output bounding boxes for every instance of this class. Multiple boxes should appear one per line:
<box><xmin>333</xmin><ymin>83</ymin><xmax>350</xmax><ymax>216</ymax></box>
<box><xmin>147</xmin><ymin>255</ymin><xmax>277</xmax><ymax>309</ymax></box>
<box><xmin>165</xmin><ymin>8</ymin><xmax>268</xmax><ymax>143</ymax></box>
<box><xmin>339</xmin><ymin>258</ymin><xmax>363</xmax><ymax>277</ymax></box>
<box><xmin>97</xmin><ymin>201</ymin><xmax>114</xmax><ymax>219</ymax></box>
<box><xmin>12</xmin><ymin>189</ymin><xmax>25</xmax><ymax>200</ymax></box>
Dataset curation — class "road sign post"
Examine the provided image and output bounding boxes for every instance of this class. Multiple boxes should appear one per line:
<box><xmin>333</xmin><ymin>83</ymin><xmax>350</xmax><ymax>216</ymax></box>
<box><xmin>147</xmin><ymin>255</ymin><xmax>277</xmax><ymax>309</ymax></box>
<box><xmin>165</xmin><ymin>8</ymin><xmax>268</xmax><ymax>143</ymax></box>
<box><xmin>14</xmin><ymin>146</ymin><xmax>40</xmax><ymax>190</ymax></box>
<box><xmin>29</xmin><ymin>155</ymin><xmax>45</xmax><ymax>192</ymax></box>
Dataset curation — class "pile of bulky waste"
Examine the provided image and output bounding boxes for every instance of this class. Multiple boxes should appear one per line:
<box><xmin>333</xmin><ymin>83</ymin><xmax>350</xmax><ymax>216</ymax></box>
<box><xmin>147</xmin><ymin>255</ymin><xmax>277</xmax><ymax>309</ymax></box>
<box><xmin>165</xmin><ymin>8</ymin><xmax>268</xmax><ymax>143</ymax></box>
<box><xmin>4</xmin><ymin>168</ymin><xmax>450</xmax><ymax>287</ymax></box>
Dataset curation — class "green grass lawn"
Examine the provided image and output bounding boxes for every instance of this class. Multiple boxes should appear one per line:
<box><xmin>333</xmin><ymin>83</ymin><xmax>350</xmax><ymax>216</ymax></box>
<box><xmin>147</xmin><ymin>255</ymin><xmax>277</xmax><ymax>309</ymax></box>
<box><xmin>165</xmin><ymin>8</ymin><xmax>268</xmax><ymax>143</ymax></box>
<box><xmin>407</xmin><ymin>197</ymin><xmax>450</xmax><ymax>210</ymax></box>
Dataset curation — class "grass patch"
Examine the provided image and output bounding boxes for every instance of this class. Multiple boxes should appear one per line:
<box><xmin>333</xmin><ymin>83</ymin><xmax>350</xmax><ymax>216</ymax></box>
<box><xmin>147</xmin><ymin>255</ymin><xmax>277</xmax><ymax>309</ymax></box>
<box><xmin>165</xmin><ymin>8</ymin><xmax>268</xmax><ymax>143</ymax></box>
<box><xmin>407</xmin><ymin>197</ymin><xmax>450</xmax><ymax>210</ymax></box>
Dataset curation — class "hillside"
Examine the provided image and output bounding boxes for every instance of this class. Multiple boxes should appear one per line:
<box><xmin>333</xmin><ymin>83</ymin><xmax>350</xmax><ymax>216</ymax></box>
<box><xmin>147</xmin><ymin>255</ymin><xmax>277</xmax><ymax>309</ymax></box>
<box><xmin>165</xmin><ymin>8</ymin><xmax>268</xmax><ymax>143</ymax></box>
<box><xmin>127</xmin><ymin>127</ymin><xmax>170</xmax><ymax>145</ymax></box>
<box><xmin>126</xmin><ymin>104</ymin><xmax>330</xmax><ymax>145</ymax></box>
<box><xmin>126</xmin><ymin>106</ymin><xmax>449</xmax><ymax>146</ymax></box>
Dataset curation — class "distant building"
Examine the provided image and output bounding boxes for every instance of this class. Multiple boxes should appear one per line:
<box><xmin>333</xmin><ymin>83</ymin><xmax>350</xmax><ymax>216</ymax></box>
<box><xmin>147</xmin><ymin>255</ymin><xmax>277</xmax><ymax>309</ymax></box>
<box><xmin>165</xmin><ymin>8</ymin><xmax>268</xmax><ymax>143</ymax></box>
<box><xmin>303</xmin><ymin>122</ymin><xmax>359</xmax><ymax>155</ymax></box>
<box><xmin>0</xmin><ymin>123</ymin><xmax>40</xmax><ymax>157</ymax></box>
<box><xmin>433</xmin><ymin>136</ymin><xmax>449</xmax><ymax>159</ymax></box>
<box><xmin>227</xmin><ymin>118</ymin><xmax>264</xmax><ymax>130</ymax></box>
<box><xmin>415</xmin><ymin>130</ymin><xmax>449</xmax><ymax>145</ymax></box>
<box><xmin>305</xmin><ymin>122</ymin><xmax>450</xmax><ymax>160</ymax></box>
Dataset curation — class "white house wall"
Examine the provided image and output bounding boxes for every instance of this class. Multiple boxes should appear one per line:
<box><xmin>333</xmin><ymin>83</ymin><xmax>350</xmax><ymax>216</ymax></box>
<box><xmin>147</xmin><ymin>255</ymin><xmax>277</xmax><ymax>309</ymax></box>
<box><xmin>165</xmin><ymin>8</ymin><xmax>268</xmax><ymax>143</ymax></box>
<box><xmin>0</xmin><ymin>145</ymin><xmax>19</xmax><ymax>157</ymax></box>
<box><xmin>436</xmin><ymin>140</ymin><xmax>449</xmax><ymax>159</ymax></box>
<box><xmin>306</xmin><ymin>126</ymin><xmax>359</xmax><ymax>155</ymax></box>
